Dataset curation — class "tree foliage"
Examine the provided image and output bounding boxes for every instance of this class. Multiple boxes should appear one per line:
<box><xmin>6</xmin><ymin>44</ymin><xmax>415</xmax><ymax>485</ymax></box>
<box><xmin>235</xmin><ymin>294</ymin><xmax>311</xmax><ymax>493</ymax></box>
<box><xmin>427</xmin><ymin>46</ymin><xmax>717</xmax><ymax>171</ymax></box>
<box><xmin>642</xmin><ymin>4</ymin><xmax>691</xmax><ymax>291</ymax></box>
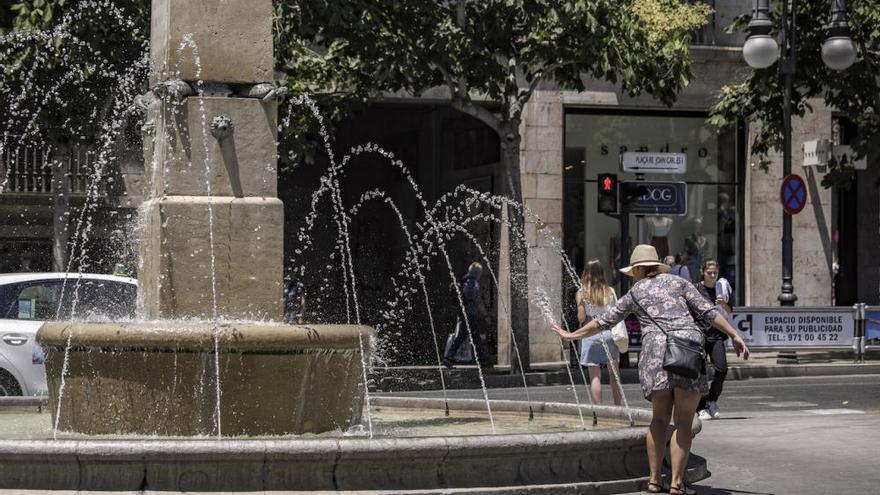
<box><xmin>1</xmin><ymin>1</ymin><xmax>710</xmax><ymax>169</ymax></box>
<box><xmin>708</xmin><ymin>0</ymin><xmax>880</xmax><ymax>189</ymax></box>
<box><xmin>0</xmin><ymin>0</ymin><xmax>149</xmax><ymax>146</ymax></box>
<box><xmin>292</xmin><ymin>0</ymin><xmax>709</xmax><ymax>134</ymax></box>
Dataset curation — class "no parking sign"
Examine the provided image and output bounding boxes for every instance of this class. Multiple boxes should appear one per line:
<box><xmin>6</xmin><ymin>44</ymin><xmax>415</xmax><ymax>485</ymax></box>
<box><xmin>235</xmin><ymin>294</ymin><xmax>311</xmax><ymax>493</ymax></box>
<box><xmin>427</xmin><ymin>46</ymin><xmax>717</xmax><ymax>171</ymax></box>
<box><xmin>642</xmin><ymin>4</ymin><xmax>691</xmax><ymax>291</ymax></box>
<box><xmin>780</xmin><ymin>174</ymin><xmax>807</xmax><ymax>215</ymax></box>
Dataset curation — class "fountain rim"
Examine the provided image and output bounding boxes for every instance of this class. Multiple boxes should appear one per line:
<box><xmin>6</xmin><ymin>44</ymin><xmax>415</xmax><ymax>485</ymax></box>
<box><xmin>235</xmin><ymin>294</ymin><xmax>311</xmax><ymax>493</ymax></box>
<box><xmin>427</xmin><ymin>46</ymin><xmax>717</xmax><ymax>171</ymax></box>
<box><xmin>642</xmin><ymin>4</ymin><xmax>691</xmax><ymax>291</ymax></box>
<box><xmin>36</xmin><ymin>321</ymin><xmax>374</xmax><ymax>352</ymax></box>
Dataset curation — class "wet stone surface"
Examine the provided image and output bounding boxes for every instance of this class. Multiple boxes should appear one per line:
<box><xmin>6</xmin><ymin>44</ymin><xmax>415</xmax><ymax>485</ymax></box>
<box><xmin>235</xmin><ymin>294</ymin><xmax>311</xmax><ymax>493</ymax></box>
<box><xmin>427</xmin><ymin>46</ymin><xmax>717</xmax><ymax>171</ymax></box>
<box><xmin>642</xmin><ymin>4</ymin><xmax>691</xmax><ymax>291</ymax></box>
<box><xmin>0</xmin><ymin>405</ymin><xmax>635</xmax><ymax>440</ymax></box>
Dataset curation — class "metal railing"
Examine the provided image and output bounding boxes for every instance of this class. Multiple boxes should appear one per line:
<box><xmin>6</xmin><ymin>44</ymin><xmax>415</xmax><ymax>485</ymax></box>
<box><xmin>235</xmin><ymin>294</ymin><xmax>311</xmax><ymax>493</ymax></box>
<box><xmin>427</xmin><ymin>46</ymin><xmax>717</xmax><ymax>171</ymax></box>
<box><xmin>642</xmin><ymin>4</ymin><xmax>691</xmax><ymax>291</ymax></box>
<box><xmin>853</xmin><ymin>303</ymin><xmax>879</xmax><ymax>363</ymax></box>
<box><xmin>0</xmin><ymin>144</ymin><xmax>104</xmax><ymax>195</ymax></box>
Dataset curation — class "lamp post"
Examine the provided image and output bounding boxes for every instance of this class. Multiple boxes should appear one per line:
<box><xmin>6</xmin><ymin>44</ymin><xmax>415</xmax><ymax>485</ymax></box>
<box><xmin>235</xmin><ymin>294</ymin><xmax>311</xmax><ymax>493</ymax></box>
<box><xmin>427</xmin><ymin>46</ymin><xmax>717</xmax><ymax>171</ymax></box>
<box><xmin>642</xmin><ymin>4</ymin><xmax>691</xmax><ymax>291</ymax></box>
<box><xmin>742</xmin><ymin>0</ymin><xmax>857</xmax><ymax>306</ymax></box>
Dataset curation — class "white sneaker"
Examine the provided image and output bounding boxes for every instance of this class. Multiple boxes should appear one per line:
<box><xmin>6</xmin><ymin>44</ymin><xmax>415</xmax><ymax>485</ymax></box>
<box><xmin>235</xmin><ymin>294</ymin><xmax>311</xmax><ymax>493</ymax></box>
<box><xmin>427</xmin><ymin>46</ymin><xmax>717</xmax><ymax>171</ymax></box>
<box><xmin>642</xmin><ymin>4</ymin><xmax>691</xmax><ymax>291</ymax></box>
<box><xmin>707</xmin><ymin>401</ymin><xmax>720</xmax><ymax>419</ymax></box>
<box><xmin>697</xmin><ymin>409</ymin><xmax>712</xmax><ymax>420</ymax></box>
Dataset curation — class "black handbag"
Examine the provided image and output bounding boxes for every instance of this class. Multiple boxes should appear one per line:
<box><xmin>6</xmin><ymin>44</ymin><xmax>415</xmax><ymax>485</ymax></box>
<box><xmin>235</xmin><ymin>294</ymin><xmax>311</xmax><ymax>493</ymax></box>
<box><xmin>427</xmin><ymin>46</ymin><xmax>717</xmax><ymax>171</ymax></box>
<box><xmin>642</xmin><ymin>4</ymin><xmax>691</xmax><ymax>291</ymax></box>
<box><xmin>631</xmin><ymin>287</ymin><xmax>706</xmax><ymax>379</ymax></box>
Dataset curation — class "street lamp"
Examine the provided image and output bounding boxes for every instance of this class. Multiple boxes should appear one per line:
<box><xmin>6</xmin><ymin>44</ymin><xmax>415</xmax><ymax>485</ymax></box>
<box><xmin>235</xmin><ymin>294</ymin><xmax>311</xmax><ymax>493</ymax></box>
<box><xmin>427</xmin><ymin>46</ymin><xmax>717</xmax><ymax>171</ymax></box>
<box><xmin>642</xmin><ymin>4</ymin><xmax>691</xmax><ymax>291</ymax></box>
<box><xmin>742</xmin><ymin>1</ymin><xmax>777</xmax><ymax>69</ymax></box>
<box><xmin>822</xmin><ymin>0</ymin><xmax>858</xmax><ymax>70</ymax></box>
<box><xmin>742</xmin><ymin>0</ymin><xmax>857</xmax><ymax>306</ymax></box>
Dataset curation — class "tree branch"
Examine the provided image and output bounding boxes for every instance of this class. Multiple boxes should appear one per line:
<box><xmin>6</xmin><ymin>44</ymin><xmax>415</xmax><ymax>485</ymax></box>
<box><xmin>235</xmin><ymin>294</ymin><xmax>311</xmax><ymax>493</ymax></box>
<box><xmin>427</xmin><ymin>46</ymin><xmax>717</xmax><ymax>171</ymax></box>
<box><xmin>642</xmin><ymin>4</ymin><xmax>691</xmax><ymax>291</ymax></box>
<box><xmin>449</xmin><ymin>97</ymin><xmax>501</xmax><ymax>133</ymax></box>
<box><xmin>511</xmin><ymin>62</ymin><xmax>570</xmax><ymax>120</ymax></box>
<box><xmin>434</xmin><ymin>62</ymin><xmax>460</xmax><ymax>99</ymax></box>
<box><xmin>434</xmin><ymin>61</ymin><xmax>501</xmax><ymax>132</ymax></box>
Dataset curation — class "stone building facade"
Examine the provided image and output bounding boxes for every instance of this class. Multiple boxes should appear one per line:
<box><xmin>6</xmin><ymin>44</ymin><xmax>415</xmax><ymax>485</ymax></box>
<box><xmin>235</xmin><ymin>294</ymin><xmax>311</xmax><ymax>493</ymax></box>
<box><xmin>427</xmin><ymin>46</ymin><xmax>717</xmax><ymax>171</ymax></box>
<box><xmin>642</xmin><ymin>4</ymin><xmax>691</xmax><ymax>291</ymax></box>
<box><xmin>344</xmin><ymin>12</ymin><xmax>861</xmax><ymax>366</ymax></box>
<box><xmin>500</xmin><ymin>2</ymin><xmax>868</xmax><ymax>364</ymax></box>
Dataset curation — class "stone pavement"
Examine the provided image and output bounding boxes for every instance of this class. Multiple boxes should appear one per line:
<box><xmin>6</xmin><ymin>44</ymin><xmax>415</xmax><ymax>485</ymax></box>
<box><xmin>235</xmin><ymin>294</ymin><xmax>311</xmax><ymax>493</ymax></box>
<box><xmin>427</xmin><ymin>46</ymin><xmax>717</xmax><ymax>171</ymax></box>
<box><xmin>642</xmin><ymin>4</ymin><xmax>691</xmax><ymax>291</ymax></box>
<box><xmin>616</xmin><ymin>407</ymin><xmax>878</xmax><ymax>495</ymax></box>
<box><xmin>390</xmin><ymin>375</ymin><xmax>880</xmax><ymax>495</ymax></box>
<box><xmin>371</xmin><ymin>351</ymin><xmax>880</xmax><ymax>392</ymax></box>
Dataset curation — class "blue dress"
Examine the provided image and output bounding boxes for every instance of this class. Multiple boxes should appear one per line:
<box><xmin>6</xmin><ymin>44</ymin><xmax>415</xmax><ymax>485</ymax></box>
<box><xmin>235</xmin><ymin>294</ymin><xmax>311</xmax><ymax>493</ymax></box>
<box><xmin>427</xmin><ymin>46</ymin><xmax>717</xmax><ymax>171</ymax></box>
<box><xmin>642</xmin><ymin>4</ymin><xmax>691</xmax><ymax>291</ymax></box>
<box><xmin>577</xmin><ymin>288</ymin><xmax>620</xmax><ymax>366</ymax></box>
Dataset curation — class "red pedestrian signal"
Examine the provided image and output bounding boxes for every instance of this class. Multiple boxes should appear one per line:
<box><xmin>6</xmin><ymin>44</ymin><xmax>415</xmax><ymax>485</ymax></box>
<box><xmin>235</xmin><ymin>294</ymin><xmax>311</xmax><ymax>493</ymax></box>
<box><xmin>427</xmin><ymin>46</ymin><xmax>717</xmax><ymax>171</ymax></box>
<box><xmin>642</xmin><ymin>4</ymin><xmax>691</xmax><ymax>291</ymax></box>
<box><xmin>597</xmin><ymin>173</ymin><xmax>618</xmax><ymax>214</ymax></box>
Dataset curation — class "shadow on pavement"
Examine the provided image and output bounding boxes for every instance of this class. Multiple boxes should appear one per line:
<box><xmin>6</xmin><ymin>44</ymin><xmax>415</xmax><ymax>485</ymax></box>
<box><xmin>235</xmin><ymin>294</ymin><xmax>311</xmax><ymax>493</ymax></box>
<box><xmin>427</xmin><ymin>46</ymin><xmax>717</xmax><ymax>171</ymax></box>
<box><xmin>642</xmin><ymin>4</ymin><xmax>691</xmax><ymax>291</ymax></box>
<box><xmin>693</xmin><ymin>486</ymin><xmax>774</xmax><ymax>495</ymax></box>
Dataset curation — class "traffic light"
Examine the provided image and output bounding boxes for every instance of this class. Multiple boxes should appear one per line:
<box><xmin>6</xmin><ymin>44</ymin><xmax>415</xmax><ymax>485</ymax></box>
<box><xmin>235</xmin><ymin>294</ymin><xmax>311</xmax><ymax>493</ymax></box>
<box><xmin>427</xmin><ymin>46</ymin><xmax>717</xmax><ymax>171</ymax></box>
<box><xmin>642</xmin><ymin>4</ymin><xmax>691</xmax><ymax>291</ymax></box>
<box><xmin>597</xmin><ymin>173</ymin><xmax>618</xmax><ymax>214</ymax></box>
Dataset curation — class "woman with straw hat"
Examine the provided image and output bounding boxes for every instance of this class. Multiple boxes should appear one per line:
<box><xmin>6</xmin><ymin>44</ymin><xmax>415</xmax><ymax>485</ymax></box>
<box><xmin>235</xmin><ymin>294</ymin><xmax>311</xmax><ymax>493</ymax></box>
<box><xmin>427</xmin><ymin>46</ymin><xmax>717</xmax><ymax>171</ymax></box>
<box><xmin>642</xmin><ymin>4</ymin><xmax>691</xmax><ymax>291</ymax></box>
<box><xmin>551</xmin><ymin>244</ymin><xmax>749</xmax><ymax>495</ymax></box>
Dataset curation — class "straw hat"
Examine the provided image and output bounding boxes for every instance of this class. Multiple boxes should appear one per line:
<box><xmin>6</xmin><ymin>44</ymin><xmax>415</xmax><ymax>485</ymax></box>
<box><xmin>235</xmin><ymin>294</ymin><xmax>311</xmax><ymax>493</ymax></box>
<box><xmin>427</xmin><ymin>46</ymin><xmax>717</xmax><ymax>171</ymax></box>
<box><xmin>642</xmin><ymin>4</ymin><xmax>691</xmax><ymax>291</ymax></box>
<box><xmin>620</xmin><ymin>244</ymin><xmax>670</xmax><ymax>277</ymax></box>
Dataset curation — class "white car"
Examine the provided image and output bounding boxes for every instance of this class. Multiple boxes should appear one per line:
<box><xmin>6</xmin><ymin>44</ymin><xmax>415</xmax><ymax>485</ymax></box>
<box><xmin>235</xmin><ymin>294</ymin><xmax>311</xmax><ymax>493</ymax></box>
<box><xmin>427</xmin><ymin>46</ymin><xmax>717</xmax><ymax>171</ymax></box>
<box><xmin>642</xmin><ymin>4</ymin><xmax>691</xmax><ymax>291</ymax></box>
<box><xmin>0</xmin><ymin>273</ymin><xmax>137</xmax><ymax>396</ymax></box>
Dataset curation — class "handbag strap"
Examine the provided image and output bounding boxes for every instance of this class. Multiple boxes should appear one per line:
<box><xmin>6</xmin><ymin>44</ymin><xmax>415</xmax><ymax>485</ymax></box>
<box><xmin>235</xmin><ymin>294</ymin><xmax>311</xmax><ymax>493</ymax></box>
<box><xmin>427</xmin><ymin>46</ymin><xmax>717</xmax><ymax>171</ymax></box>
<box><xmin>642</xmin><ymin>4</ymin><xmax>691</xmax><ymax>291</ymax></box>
<box><xmin>629</xmin><ymin>282</ymin><xmax>669</xmax><ymax>337</ymax></box>
<box><xmin>629</xmin><ymin>279</ymin><xmax>703</xmax><ymax>340</ymax></box>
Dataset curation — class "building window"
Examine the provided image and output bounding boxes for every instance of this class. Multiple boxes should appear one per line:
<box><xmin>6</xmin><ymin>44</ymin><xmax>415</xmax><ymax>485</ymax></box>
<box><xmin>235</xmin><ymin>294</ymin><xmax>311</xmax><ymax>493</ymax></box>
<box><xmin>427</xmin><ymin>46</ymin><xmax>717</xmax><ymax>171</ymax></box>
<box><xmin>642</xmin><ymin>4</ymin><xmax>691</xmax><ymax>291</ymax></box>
<box><xmin>563</xmin><ymin>110</ymin><xmax>741</xmax><ymax>299</ymax></box>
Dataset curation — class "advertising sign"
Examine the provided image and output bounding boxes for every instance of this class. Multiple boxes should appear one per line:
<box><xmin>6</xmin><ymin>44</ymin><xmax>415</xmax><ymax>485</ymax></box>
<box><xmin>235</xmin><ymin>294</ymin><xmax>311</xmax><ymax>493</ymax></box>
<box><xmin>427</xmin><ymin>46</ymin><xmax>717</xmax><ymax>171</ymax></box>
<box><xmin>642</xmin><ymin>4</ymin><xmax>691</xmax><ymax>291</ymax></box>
<box><xmin>625</xmin><ymin>181</ymin><xmax>687</xmax><ymax>215</ymax></box>
<box><xmin>865</xmin><ymin>309</ymin><xmax>880</xmax><ymax>347</ymax></box>
<box><xmin>729</xmin><ymin>307</ymin><xmax>855</xmax><ymax>348</ymax></box>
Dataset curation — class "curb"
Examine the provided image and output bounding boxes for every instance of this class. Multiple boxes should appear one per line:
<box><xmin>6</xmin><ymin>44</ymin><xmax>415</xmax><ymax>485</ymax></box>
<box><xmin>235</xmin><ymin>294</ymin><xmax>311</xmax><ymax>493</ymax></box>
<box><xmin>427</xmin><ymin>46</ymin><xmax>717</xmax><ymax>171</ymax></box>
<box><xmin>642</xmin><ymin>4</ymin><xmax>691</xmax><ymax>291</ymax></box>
<box><xmin>371</xmin><ymin>363</ymin><xmax>880</xmax><ymax>392</ymax></box>
<box><xmin>728</xmin><ymin>362</ymin><xmax>880</xmax><ymax>380</ymax></box>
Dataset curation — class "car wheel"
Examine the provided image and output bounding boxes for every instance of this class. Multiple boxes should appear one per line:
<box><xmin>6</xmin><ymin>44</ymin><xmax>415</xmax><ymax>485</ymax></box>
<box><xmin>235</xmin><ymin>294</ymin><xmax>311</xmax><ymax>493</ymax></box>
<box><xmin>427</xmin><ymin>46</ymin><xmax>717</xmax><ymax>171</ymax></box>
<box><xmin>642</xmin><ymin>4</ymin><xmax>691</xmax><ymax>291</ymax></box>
<box><xmin>0</xmin><ymin>370</ymin><xmax>22</xmax><ymax>396</ymax></box>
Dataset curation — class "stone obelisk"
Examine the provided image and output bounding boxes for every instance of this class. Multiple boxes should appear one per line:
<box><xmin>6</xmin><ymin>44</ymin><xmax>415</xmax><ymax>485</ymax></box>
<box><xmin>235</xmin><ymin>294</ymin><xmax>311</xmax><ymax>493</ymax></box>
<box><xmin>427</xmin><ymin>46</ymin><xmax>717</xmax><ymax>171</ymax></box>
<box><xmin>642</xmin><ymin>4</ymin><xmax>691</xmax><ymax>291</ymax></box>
<box><xmin>140</xmin><ymin>0</ymin><xmax>282</xmax><ymax>320</ymax></box>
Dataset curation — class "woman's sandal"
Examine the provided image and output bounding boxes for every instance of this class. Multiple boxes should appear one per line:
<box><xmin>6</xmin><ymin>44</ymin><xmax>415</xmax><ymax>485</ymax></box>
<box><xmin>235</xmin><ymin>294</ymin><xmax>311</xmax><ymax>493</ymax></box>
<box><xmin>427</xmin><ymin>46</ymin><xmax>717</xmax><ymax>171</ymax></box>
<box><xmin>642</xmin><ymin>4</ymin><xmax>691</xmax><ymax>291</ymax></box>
<box><xmin>669</xmin><ymin>484</ymin><xmax>696</xmax><ymax>495</ymax></box>
<box><xmin>646</xmin><ymin>481</ymin><xmax>667</xmax><ymax>493</ymax></box>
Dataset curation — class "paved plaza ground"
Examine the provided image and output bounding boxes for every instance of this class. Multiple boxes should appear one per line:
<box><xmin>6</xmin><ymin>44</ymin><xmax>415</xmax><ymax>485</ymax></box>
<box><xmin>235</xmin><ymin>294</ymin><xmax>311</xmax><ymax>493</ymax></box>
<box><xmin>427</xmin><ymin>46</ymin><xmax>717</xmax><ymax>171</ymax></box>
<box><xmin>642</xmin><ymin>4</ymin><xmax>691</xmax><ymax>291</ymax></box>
<box><xmin>391</xmin><ymin>374</ymin><xmax>880</xmax><ymax>495</ymax></box>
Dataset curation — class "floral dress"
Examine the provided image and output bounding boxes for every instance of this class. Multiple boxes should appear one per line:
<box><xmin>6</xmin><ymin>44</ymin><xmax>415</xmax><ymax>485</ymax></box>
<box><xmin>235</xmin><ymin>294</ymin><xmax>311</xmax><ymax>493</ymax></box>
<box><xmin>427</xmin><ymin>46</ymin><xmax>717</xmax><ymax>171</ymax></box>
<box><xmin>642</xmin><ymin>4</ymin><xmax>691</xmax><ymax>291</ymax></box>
<box><xmin>594</xmin><ymin>273</ymin><xmax>719</xmax><ymax>400</ymax></box>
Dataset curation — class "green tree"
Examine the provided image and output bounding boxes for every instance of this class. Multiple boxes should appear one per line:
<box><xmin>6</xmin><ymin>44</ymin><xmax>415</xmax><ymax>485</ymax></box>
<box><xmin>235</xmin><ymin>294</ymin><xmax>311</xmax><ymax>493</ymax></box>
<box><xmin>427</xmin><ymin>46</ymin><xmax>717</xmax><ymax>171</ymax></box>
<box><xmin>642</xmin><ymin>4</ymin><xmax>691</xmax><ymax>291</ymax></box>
<box><xmin>709</xmin><ymin>0</ymin><xmax>880</xmax><ymax>189</ymax></box>
<box><xmin>1</xmin><ymin>1</ymin><xmax>149</xmax><ymax>146</ymax></box>
<box><xmin>290</xmin><ymin>0</ymin><xmax>709</xmax><ymax>369</ymax></box>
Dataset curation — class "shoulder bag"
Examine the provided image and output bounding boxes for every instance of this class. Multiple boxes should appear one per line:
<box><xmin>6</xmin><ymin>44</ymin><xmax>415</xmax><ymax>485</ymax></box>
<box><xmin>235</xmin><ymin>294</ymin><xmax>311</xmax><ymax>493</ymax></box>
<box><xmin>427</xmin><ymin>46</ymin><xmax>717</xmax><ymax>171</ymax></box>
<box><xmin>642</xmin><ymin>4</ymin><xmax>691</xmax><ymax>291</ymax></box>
<box><xmin>630</xmin><ymin>285</ymin><xmax>705</xmax><ymax>379</ymax></box>
<box><xmin>606</xmin><ymin>290</ymin><xmax>629</xmax><ymax>353</ymax></box>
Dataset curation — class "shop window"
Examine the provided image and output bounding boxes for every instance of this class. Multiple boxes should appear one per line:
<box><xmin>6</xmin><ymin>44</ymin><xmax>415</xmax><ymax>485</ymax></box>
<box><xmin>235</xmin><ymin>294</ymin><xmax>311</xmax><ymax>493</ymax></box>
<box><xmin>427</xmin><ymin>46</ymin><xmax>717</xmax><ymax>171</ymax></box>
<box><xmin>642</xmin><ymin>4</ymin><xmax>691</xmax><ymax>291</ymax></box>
<box><xmin>563</xmin><ymin>111</ymin><xmax>740</xmax><ymax>300</ymax></box>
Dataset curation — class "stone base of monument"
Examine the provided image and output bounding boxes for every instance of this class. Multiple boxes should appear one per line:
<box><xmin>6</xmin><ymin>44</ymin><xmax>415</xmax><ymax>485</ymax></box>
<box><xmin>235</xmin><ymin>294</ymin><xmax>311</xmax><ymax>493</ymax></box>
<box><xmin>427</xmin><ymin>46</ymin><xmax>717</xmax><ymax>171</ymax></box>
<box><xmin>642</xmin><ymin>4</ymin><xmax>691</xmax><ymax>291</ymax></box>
<box><xmin>37</xmin><ymin>322</ymin><xmax>371</xmax><ymax>436</ymax></box>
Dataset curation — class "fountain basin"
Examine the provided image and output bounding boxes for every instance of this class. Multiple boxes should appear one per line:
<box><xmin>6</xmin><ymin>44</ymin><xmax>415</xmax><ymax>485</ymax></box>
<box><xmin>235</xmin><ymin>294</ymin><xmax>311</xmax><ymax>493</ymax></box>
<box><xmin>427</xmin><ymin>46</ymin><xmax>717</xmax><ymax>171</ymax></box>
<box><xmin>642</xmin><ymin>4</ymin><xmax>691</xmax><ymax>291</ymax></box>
<box><xmin>0</xmin><ymin>396</ymin><xmax>656</xmax><ymax>492</ymax></box>
<box><xmin>37</xmin><ymin>322</ymin><xmax>371</xmax><ymax>436</ymax></box>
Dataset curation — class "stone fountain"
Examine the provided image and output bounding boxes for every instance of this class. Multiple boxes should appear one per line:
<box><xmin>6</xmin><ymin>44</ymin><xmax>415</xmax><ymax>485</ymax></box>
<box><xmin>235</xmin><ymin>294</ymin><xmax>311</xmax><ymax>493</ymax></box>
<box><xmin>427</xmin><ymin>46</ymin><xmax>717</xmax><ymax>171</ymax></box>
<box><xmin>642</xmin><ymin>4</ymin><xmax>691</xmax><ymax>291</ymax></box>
<box><xmin>0</xmin><ymin>0</ymin><xmax>710</xmax><ymax>492</ymax></box>
<box><xmin>37</xmin><ymin>0</ymin><xmax>370</xmax><ymax>437</ymax></box>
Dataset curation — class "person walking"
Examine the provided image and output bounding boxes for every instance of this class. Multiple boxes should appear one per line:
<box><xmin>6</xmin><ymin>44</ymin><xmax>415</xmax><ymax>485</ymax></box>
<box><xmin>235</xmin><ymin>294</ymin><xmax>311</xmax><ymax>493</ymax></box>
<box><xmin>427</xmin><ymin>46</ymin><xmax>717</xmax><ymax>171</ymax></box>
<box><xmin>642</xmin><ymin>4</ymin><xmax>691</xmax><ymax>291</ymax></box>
<box><xmin>668</xmin><ymin>252</ymin><xmax>691</xmax><ymax>281</ymax></box>
<box><xmin>694</xmin><ymin>259</ymin><xmax>733</xmax><ymax>420</ymax></box>
<box><xmin>551</xmin><ymin>245</ymin><xmax>749</xmax><ymax>495</ymax></box>
<box><xmin>575</xmin><ymin>259</ymin><xmax>622</xmax><ymax>406</ymax></box>
<box><xmin>443</xmin><ymin>262</ymin><xmax>490</xmax><ymax>368</ymax></box>
<box><xmin>283</xmin><ymin>273</ymin><xmax>307</xmax><ymax>324</ymax></box>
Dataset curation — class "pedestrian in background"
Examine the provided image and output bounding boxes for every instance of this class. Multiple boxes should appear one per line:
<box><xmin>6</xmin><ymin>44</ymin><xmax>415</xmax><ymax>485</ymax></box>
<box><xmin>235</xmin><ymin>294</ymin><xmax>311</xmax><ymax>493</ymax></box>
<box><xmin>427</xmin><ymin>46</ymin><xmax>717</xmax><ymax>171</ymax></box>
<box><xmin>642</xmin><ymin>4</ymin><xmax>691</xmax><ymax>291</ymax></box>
<box><xmin>283</xmin><ymin>272</ymin><xmax>307</xmax><ymax>324</ymax></box>
<box><xmin>668</xmin><ymin>252</ymin><xmax>691</xmax><ymax>281</ymax></box>
<box><xmin>695</xmin><ymin>258</ymin><xmax>733</xmax><ymax>420</ymax></box>
<box><xmin>443</xmin><ymin>262</ymin><xmax>489</xmax><ymax>368</ymax></box>
<box><xmin>575</xmin><ymin>259</ymin><xmax>622</xmax><ymax>406</ymax></box>
<box><xmin>551</xmin><ymin>245</ymin><xmax>749</xmax><ymax>495</ymax></box>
